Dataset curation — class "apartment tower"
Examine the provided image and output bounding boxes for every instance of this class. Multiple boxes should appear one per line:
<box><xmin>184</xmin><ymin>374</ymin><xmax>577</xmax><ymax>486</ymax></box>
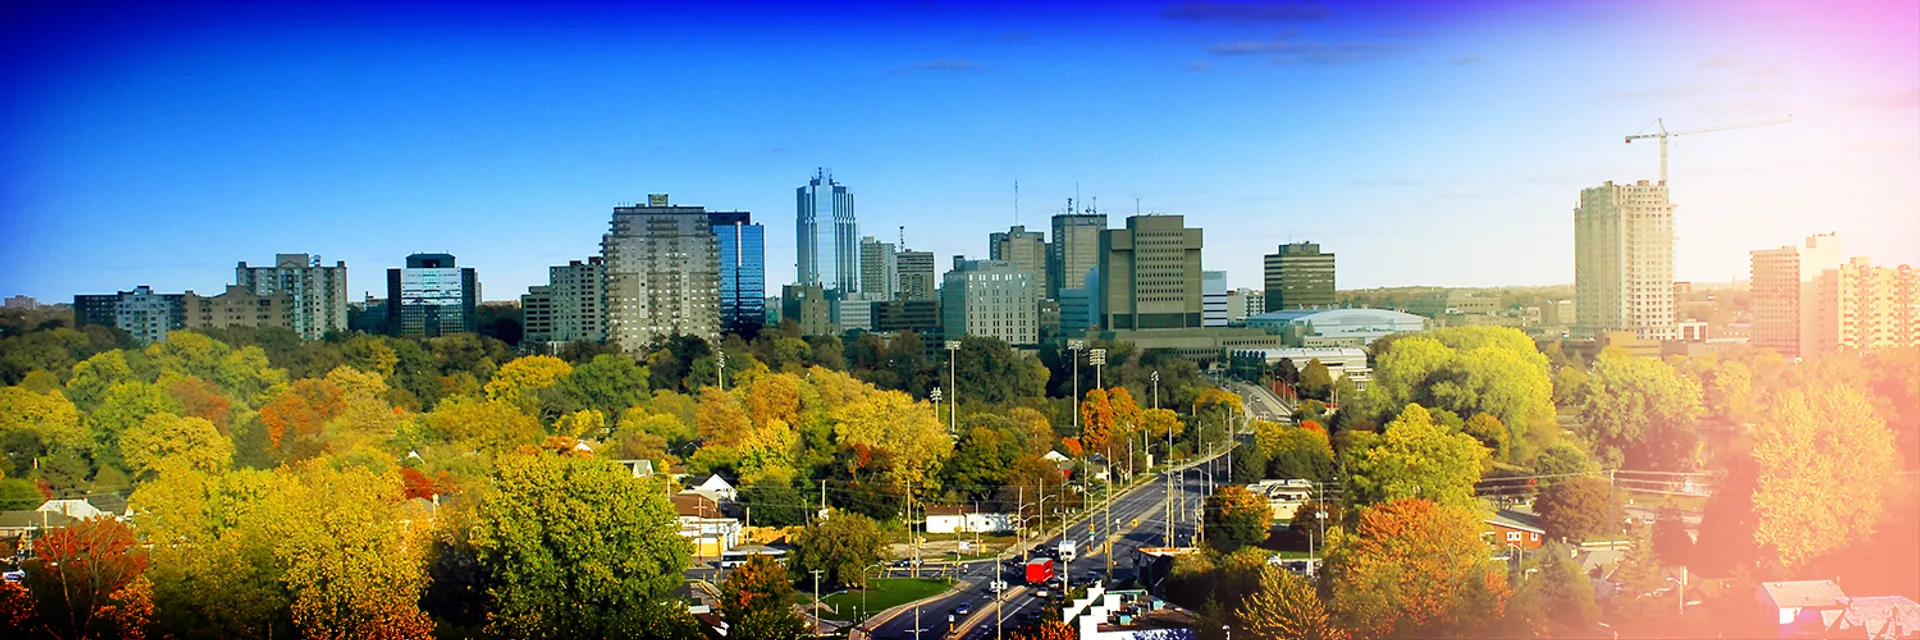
<box><xmin>1574</xmin><ymin>180</ymin><xmax>1676</xmax><ymax>341</ymax></box>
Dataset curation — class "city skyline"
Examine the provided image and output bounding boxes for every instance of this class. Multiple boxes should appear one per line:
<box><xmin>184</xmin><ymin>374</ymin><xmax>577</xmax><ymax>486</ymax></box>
<box><xmin>3</xmin><ymin>0</ymin><xmax>1917</xmax><ymax>301</ymax></box>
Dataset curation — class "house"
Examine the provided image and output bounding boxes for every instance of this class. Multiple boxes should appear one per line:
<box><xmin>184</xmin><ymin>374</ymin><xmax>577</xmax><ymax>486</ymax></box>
<box><xmin>1757</xmin><ymin>579</ymin><xmax>1849</xmax><ymax>639</ymax></box>
<box><xmin>1245</xmin><ymin>479</ymin><xmax>1313</xmax><ymax>520</ymax></box>
<box><xmin>685</xmin><ymin>474</ymin><xmax>738</xmax><ymax>504</ymax></box>
<box><xmin>673</xmin><ymin>493</ymin><xmax>741</xmax><ymax>558</ymax></box>
<box><xmin>1483</xmin><ymin>510</ymin><xmax>1545</xmax><ymax>551</ymax></box>
<box><xmin>1063</xmin><ymin>585</ymin><xmax>1200</xmax><ymax>640</ymax></box>
<box><xmin>1043</xmin><ymin>451</ymin><xmax>1071</xmax><ymax>463</ymax></box>
<box><xmin>1573</xmin><ymin>547</ymin><xmax>1627</xmax><ymax>601</ymax></box>
<box><xmin>1828</xmin><ymin>596</ymin><xmax>1920</xmax><ymax>639</ymax></box>
<box><xmin>614</xmin><ymin>459</ymin><xmax>655</xmax><ymax>478</ymax></box>
<box><xmin>924</xmin><ymin>506</ymin><xmax>1015</xmax><ymax>534</ymax></box>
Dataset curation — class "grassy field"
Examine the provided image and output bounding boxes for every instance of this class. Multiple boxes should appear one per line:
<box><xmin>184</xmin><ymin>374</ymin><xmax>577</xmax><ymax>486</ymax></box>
<box><xmin>818</xmin><ymin>578</ymin><xmax>950</xmax><ymax>622</ymax></box>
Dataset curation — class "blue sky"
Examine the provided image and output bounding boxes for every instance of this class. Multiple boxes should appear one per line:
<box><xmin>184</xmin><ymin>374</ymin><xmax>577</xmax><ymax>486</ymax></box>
<box><xmin>4</xmin><ymin>0</ymin><xmax>1916</xmax><ymax>301</ymax></box>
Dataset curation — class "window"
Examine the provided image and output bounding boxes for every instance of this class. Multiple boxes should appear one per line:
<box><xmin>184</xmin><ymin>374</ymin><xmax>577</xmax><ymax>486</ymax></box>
<box><xmin>1531</xmin><ymin>532</ymin><xmax>1540</xmax><ymax>541</ymax></box>
<box><xmin>1506</xmin><ymin>531</ymin><xmax>1521</xmax><ymax>542</ymax></box>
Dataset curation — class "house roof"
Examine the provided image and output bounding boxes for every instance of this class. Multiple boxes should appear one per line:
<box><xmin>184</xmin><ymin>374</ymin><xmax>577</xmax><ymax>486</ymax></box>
<box><xmin>1832</xmin><ymin>596</ymin><xmax>1920</xmax><ymax>637</ymax></box>
<box><xmin>694</xmin><ymin>474</ymin><xmax>734</xmax><ymax>492</ymax></box>
<box><xmin>1761</xmin><ymin>580</ymin><xmax>1848</xmax><ymax>609</ymax></box>
<box><xmin>1485</xmin><ymin>510</ymin><xmax>1546</xmax><ymax>535</ymax></box>
<box><xmin>0</xmin><ymin>510</ymin><xmax>80</xmax><ymax>530</ymax></box>
<box><xmin>672</xmin><ymin>493</ymin><xmax>722</xmax><ymax>518</ymax></box>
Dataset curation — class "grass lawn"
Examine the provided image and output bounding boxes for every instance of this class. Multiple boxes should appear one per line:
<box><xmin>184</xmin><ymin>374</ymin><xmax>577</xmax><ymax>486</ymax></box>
<box><xmin>818</xmin><ymin>578</ymin><xmax>950</xmax><ymax>622</ymax></box>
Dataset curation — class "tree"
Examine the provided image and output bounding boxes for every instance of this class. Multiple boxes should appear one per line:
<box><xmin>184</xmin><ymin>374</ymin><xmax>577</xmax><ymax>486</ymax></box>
<box><xmin>1530</xmin><ymin>442</ymin><xmax>1595</xmax><ymax>481</ymax></box>
<box><xmin>256</xmin><ymin>379</ymin><xmax>345</xmax><ymax>462</ymax></box>
<box><xmin>832</xmin><ymin>389</ymin><xmax>953</xmax><ymax>493</ymax></box>
<box><xmin>1274</xmin><ymin>358</ymin><xmax>1300</xmax><ymax>386</ymax></box>
<box><xmin>1461</xmin><ymin>413</ymin><xmax>1510</xmax><ymax>462</ymax></box>
<box><xmin>1651</xmin><ymin>507</ymin><xmax>1693</xmax><ymax>566</ymax></box>
<box><xmin>1579</xmin><ymin>352</ymin><xmax>1703</xmax><ymax>470</ymax></box>
<box><xmin>484</xmin><ymin>355</ymin><xmax>572</xmax><ymax>415</ymax></box>
<box><xmin>1298</xmin><ymin>359</ymin><xmax>1334</xmax><ymax>402</ymax></box>
<box><xmin>24</xmin><ymin>517</ymin><xmax>151</xmax><ymax>640</ymax></box>
<box><xmin>256</xmin><ymin>463</ymin><xmax>435</xmax><ymax>640</ymax></box>
<box><xmin>118</xmin><ymin>413</ymin><xmax>232</xmax><ymax>477</ymax></box>
<box><xmin>131</xmin><ymin>464</ymin><xmax>293</xmax><ymax>638</ymax></box>
<box><xmin>1752</xmin><ymin>385</ymin><xmax>1902</xmax><ymax>568</ymax></box>
<box><xmin>1231</xmin><ymin>441</ymin><xmax>1269</xmax><ymax>484</ymax></box>
<box><xmin>1535</xmin><ymin>477</ymin><xmax>1616</xmax><ymax>543</ymax></box>
<box><xmin>1263</xmin><ymin>426</ymin><xmax>1335</xmax><ymax>484</ymax></box>
<box><xmin>89</xmin><ymin>381</ymin><xmax>185</xmax><ymax>469</ymax></box>
<box><xmin>792</xmin><ymin>512</ymin><xmax>888</xmax><ymax>589</ymax></box>
<box><xmin>1361</xmin><ymin>328</ymin><xmax>1556</xmax><ymax>445</ymax></box>
<box><xmin>1013</xmin><ymin>620</ymin><xmax>1075</xmax><ymax>640</ymax></box>
<box><xmin>0</xmin><ymin>386</ymin><xmax>88</xmax><ymax>455</ymax></box>
<box><xmin>418</xmin><ymin>396</ymin><xmax>542</xmax><ymax>455</ymax></box>
<box><xmin>1235</xmin><ymin>564</ymin><xmax>1347</xmax><ymax>640</ymax></box>
<box><xmin>1079</xmin><ymin>389</ymin><xmax>1115</xmax><ymax>453</ymax></box>
<box><xmin>470</xmin><ymin>452</ymin><xmax>690</xmax><ymax>639</ymax></box>
<box><xmin>1535</xmin><ymin>541</ymin><xmax>1599</xmax><ymax>632</ymax></box>
<box><xmin>1204</xmin><ymin>486</ymin><xmax>1272</xmax><ymax>552</ymax></box>
<box><xmin>719</xmin><ymin>555</ymin><xmax>806</xmax><ymax>640</ymax></box>
<box><xmin>741</xmin><ymin>476</ymin><xmax>808</xmax><ymax>527</ymax></box>
<box><xmin>1326</xmin><ymin>498</ymin><xmax>1510</xmax><ymax>639</ymax></box>
<box><xmin>1342</xmin><ymin>405</ymin><xmax>1489</xmax><ymax>510</ymax></box>
<box><xmin>558</xmin><ymin>354</ymin><xmax>649</xmax><ymax>419</ymax></box>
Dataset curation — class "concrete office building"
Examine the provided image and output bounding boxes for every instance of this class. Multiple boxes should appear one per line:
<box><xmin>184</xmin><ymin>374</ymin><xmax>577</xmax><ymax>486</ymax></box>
<box><xmin>234</xmin><ymin>254</ymin><xmax>349</xmax><ymax>341</ymax></box>
<box><xmin>1263</xmin><ymin>242</ymin><xmax>1336</xmax><ymax>311</ymax></box>
<box><xmin>781</xmin><ymin>284</ymin><xmax>834</xmax><ymax>337</ymax></box>
<box><xmin>386</xmin><ymin>253</ymin><xmax>479</xmax><ymax>339</ymax></box>
<box><xmin>522</xmin><ymin>257</ymin><xmax>606</xmax><ymax>348</ymax></box>
<box><xmin>1203</xmin><ymin>271</ymin><xmax>1229</xmax><ymax>327</ymax></box>
<box><xmin>1097</xmin><ymin>215</ymin><xmax>1204</xmax><ymax>331</ymax></box>
<box><xmin>859</xmin><ymin>236</ymin><xmax>899</xmax><ymax>298</ymax></box>
<box><xmin>3</xmin><ymin>296</ymin><xmax>36</xmax><ymax>310</ymax></box>
<box><xmin>1057</xmin><ymin>266</ymin><xmax>1101</xmax><ymax>338</ymax></box>
<box><xmin>1049</xmin><ymin>211</ymin><xmax>1106</xmax><ymax>300</ymax></box>
<box><xmin>183</xmin><ymin>286</ymin><xmax>293</xmax><ymax>332</ymax></box>
<box><xmin>74</xmin><ymin>286</ymin><xmax>186</xmax><ymax>345</ymax></box>
<box><xmin>836</xmin><ymin>292</ymin><xmax>888</xmax><ymax>334</ymax></box>
<box><xmin>1750</xmin><ymin>234</ymin><xmax>1845</xmax><ymax>357</ymax></box>
<box><xmin>942</xmin><ymin>259</ymin><xmax>1039</xmax><ymax>345</ymax></box>
<box><xmin>1574</xmin><ymin>180</ymin><xmax>1676</xmax><ymax>341</ymax></box>
<box><xmin>1246</xmin><ymin>308</ymin><xmax>1429</xmax><ymax>347</ymax></box>
<box><xmin>711</xmin><ymin>211</ymin><xmax>766</xmax><ymax>336</ymax></box>
<box><xmin>897</xmin><ymin>250</ymin><xmax>937</xmax><ymax>302</ymax></box>
<box><xmin>603</xmin><ymin>196</ymin><xmax>721</xmax><ymax>350</ymax></box>
<box><xmin>797</xmin><ymin>169</ymin><xmax>859</xmax><ymax>293</ymax></box>
<box><xmin>1227</xmin><ymin>288</ymin><xmax>1262</xmax><ymax>324</ymax></box>
<box><xmin>991</xmin><ymin>225</ymin><xmax>1049</xmax><ymax>298</ymax></box>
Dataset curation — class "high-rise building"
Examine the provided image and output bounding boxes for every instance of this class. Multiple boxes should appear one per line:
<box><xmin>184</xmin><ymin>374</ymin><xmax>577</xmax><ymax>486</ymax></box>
<box><xmin>1825</xmin><ymin>258</ymin><xmax>1919</xmax><ymax>353</ymax></box>
<box><xmin>1098</xmin><ymin>215</ymin><xmax>1203</xmax><ymax>330</ymax></box>
<box><xmin>873</xmin><ymin>300</ymin><xmax>941</xmax><ymax>335</ymax></box>
<box><xmin>1263</xmin><ymin>242</ymin><xmax>1336</xmax><ymax>311</ymax></box>
<box><xmin>603</xmin><ymin>196</ymin><xmax>721</xmax><ymax>351</ymax></box>
<box><xmin>897</xmin><ymin>250</ymin><xmax>937</xmax><ymax>302</ymax></box>
<box><xmin>523</xmin><ymin>258</ymin><xmax>606</xmax><ymax>348</ymax></box>
<box><xmin>781</xmin><ymin>284</ymin><xmax>834</xmax><ymax>337</ymax></box>
<box><xmin>1049</xmin><ymin>211</ymin><xmax>1106</xmax><ymax>300</ymax></box>
<box><xmin>1226</xmin><ymin>288</ymin><xmax>1261</xmax><ymax>324</ymax></box>
<box><xmin>5</xmin><ymin>296</ymin><xmax>39</xmax><ymax>310</ymax></box>
<box><xmin>1203</xmin><ymin>271</ymin><xmax>1229</xmax><ymax>327</ymax></box>
<box><xmin>710</xmin><ymin>211</ymin><xmax>765</xmax><ymax>336</ymax></box>
<box><xmin>387</xmin><ymin>253</ymin><xmax>479</xmax><ymax>338</ymax></box>
<box><xmin>183</xmin><ymin>285</ymin><xmax>293</xmax><ymax>332</ymax></box>
<box><xmin>991</xmin><ymin>225</ymin><xmax>1049</xmax><ymax>297</ymax></box>
<box><xmin>1574</xmin><ymin>180</ymin><xmax>1676</xmax><ymax>341</ymax></box>
<box><xmin>859</xmin><ymin>236</ymin><xmax>899</xmax><ymax>298</ymax></box>
<box><xmin>235</xmin><ymin>253</ymin><xmax>349</xmax><ymax>340</ymax></box>
<box><xmin>74</xmin><ymin>286</ymin><xmax>185</xmax><ymax>345</ymax></box>
<box><xmin>797</xmin><ymin>169</ymin><xmax>858</xmax><ymax>293</ymax></box>
<box><xmin>942</xmin><ymin>259</ymin><xmax>1038</xmax><ymax>345</ymax></box>
<box><xmin>1750</xmin><ymin>234</ymin><xmax>1845</xmax><ymax>357</ymax></box>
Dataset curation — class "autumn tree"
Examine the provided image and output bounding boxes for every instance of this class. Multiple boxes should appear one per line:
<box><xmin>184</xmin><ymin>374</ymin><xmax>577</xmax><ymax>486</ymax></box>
<box><xmin>0</xmin><ymin>386</ymin><xmax>88</xmax><ymax>460</ymax></box>
<box><xmin>1752</xmin><ymin>385</ymin><xmax>1902</xmax><ymax>568</ymax></box>
<box><xmin>1014</xmin><ymin>620</ymin><xmax>1076</xmax><ymax>640</ymax></box>
<box><xmin>719</xmin><ymin>555</ymin><xmax>806</xmax><ymax>640</ymax></box>
<box><xmin>89</xmin><ymin>381</ymin><xmax>186</xmax><ymax>469</ymax></box>
<box><xmin>1326</xmin><ymin>498</ymin><xmax>1510</xmax><ymax>639</ymax></box>
<box><xmin>1235</xmin><ymin>564</ymin><xmax>1347</xmax><ymax>640</ymax></box>
<box><xmin>1342</xmin><ymin>405</ymin><xmax>1489</xmax><ymax>510</ymax></box>
<box><xmin>1461</xmin><ymin>413</ymin><xmax>1510</xmax><ymax>462</ymax></box>
<box><xmin>417</xmin><ymin>396</ymin><xmax>541</xmax><ymax>455</ymax></box>
<box><xmin>24</xmin><ymin>517</ymin><xmax>151</xmax><ymax>640</ymax></box>
<box><xmin>1080</xmin><ymin>388</ymin><xmax>1115</xmax><ymax>453</ymax></box>
<box><xmin>792</xmin><ymin>512</ymin><xmax>888</xmax><ymax>589</ymax></box>
<box><xmin>1579</xmin><ymin>351</ymin><xmax>1704</xmax><ymax>470</ymax></box>
<box><xmin>1535</xmin><ymin>476</ymin><xmax>1618</xmax><ymax>543</ymax></box>
<box><xmin>1361</xmin><ymin>327</ymin><xmax>1556</xmax><ymax>449</ymax></box>
<box><xmin>118</xmin><ymin>413</ymin><xmax>232</xmax><ymax>477</ymax></box>
<box><xmin>484</xmin><ymin>355</ymin><xmax>572</xmax><ymax>416</ymax></box>
<box><xmin>1204</xmin><ymin>486</ymin><xmax>1273</xmax><ymax>552</ymax></box>
<box><xmin>257</xmin><ymin>378</ymin><xmax>345</xmax><ymax>462</ymax></box>
<box><xmin>258</xmin><ymin>463</ymin><xmax>435</xmax><ymax>640</ymax></box>
<box><xmin>832</xmin><ymin>389</ymin><xmax>952</xmax><ymax>494</ymax></box>
<box><xmin>1297</xmin><ymin>359</ymin><xmax>1334</xmax><ymax>402</ymax></box>
<box><xmin>470</xmin><ymin>452</ymin><xmax>690</xmax><ymax>639</ymax></box>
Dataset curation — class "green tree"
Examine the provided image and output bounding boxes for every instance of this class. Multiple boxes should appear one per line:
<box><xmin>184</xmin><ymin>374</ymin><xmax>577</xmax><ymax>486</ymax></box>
<box><xmin>719</xmin><ymin>555</ymin><xmax>806</xmax><ymax>640</ymax></box>
<box><xmin>1297</xmin><ymin>359</ymin><xmax>1334</xmax><ymax>402</ymax></box>
<box><xmin>1530</xmin><ymin>442</ymin><xmax>1596</xmax><ymax>482</ymax></box>
<box><xmin>484</xmin><ymin>355</ymin><xmax>572</xmax><ymax>415</ymax></box>
<box><xmin>470</xmin><ymin>452</ymin><xmax>690</xmax><ymax>639</ymax></box>
<box><xmin>1536</xmin><ymin>541</ymin><xmax>1599</xmax><ymax>632</ymax></box>
<box><xmin>792</xmin><ymin>512</ymin><xmax>888</xmax><ymax>588</ymax></box>
<box><xmin>1461</xmin><ymin>413</ymin><xmax>1510</xmax><ymax>462</ymax></box>
<box><xmin>1752</xmin><ymin>385</ymin><xmax>1901</xmax><ymax>568</ymax></box>
<box><xmin>1651</xmin><ymin>507</ymin><xmax>1693</xmax><ymax>566</ymax></box>
<box><xmin>558</xmin><ymin>353</ymin><xmax>649</xmax><ymax>419</ymax></box>
<box><xmin>1535</xmin><ymin>476</ymin><xmax>1617</xmax><ymax>543</ymax></box>
<box><xmin>741</xmin><ymin>476</ymin><xmax>809</xmax><ymax>527</ymax></box>
<box><xmin>118</xmin><ymin>413</ymin><xmax>233</xmax><ymax>477</ymax></box>
<box><xmin>1234</xmin><ymin>564</ymin><xmax>1347</xmax><ymax>640</ymax></box>
<box><xmin>90</xmin><ymin>381</ymin><xmax>185</xmax><ymax>470</ymax></box>
<box><xmin>1203</xmin><ymin>486</ymin><xmax>1272</xmax><ymax>553</ymax></box>
<box><xmin>1342</xmin><ymin>405</ymin><xmax>1489</xmax><ymax>510</ymax></box>
<box><xmin>1578</xmin><ymin>352</ymin><xmax>1703</xmax><ymax>470</ymax></box>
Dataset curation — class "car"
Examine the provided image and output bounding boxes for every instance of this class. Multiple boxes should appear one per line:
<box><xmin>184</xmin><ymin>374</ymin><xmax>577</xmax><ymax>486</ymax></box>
<box><xmin>1034</xmin><ymin>588</ymin><xmax>1050</xmax><ymax>599</ymax></box>
<box><xmin>986</xmin><ymin>580</ymin><xmax>1008</xmax><ymax>593</ymax></box>
<box><xmin>893</xmin><ymin>559</ymin><xmax>914</xmax><ymax>568</ymax></box>
<box><xmin>954</xmin><ymin>602</ymin><xmax>972</xmax><ymax>616</ymax></box>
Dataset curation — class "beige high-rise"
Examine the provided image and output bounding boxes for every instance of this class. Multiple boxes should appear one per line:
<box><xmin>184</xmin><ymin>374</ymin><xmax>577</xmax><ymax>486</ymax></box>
<box><xmin>1750</xmin><ymin>234</ymin><xmax>1844</xmax><ymax>357</ymax></box>
<box><xmin>603</xmin><ymin>197</ymin><xmax>720</xmax><ymax>352</ymax></box>
<box><xmin>1574</xmin><ymin>180</ymin><xmax>1675</xmax><ymax>341</ymax></box>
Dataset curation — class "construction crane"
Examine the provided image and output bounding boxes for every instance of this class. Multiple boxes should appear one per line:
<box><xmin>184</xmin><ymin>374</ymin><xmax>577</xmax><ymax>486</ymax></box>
<box><xmin>1625</xmin><ymin>115</ymin><xmax>1792</xmax><ymax>184</ymax></box>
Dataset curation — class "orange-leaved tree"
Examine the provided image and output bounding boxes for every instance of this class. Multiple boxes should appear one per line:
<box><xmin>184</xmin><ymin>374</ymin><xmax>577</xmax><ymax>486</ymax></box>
<box><xmin>24</xmin><ymin>517</ymin><xmax>151</xmax><ymax>640</ymax></box>
<box><xmin>1326</xmin><ymin>498</ymin><xmax>1510</xmax><ymax>638</ymax></box>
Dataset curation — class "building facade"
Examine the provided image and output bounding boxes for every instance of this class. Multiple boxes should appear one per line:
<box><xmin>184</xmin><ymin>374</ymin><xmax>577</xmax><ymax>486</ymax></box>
<box><xmin>1821</xmin><ymin>257</ymin><xmax>1919</xmax><ymax>354</ymax></box>
<box><xmin>234</xmin><ymin>254</ymin><xmax>349</xmax><ymax>340</ymax></box>
<box><xmin>1227</xmin><ymin>288</ymin><xmax>1262</xmax><ymax>324</ymax></box>
<box><xmin>836</xmin><ymin>292</ymin><xmax>888</xmax><ymax>334</ymax></box>
<box><xmin>897</xmin><ymin>250</ymin><xmax>937</xmax><ymax>302</ymax></box>
<box><xmin>710</xmin><ymin>211</ymin><xmax>765</xmax><ymax>336</ymax></box>
<box><xmin>603</xmin><ymin>197</ymin><xmax>721</xmax><ymax>351</ymax></box>
<box><xmin>1574</xmin><ymin>180</ymin><xmax>1676</xmax><ymax>341</ymax></box>
<box><xmin>796</xmin><ymin>169</ymin><xmax>858</xmax><ymax>293</ymax></box>
<box><xmin>990</xmin><ymin>225</ymin><xmax>1049</xmax><ymax>298</ymax></box>
<box><xmin>781</xmin><ymin>284</ymin><xmax>834</xmax><ymax>337</ymax></box>
<box><xmin>386</xmin><ymin>253</ymin><xmax>479</xmax><ymax>339</ymax></box>
<box><xmin>1203</xmin><ymin>270</ymin><xmax>1229</xmax><ymax>327</ymax></box>
<box><xmin>1750</xmin><ymin>234</ymin><xmax>1845</xmax><ymax>357</ymax></box>
<box><xmin>1098</xmin><ymin>215</ymin><xmax>1204</xmax><ymax>331</ymax></box>
<box><xmin>859</xmin><ymin>236</ymin><xmax>899</xmax><ymax>298</ymax></box>
<box><xmin>182</xmin><ymin>285</ymin><xmax>293</xmax><ymax>333</ymax></box>
<box><xmin>942</xmin><ymin>259</ymin><xmax>1039</xmax><ymax>345</ymax></box>
<box><xmin>73</xmin><ymin>286</ymin><xmax>186</xmax><ymax>345</ymax></box>
<box><xmin>1263</xmin><ymin>242</ymin><xmax>1336</xmax><ymax>311</ymax></box>
<box><xmin>872</xmin><ymin>300</ymin><xmax>941</xmax><ymax>335</ymax></box>
<box><xmin>522</xmin><ymin>258</ymin><xmax>606</xmax><ymax>348</ymax></box>
<box><xmin>520</xmin><ymin>285</ymin><xmax>555</xmax><ymax>348</ymax></box>
<box><xmin>1049</xmin><ymin>211</ymin><xmax>1106</xmax><ymax>300</ymax></box>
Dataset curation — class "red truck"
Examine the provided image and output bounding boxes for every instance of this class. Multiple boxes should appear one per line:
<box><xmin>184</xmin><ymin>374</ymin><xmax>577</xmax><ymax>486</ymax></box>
<box><xmin>1024</xmin><ymin>558</ymin><xmax>1055</xmax><ymax>585</ymax></box>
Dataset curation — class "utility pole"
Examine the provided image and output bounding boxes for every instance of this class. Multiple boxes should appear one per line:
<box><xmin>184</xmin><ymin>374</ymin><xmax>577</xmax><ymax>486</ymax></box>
<box><xmin>1018</xmin><ymin>486</ymin><xmax>1027</xmax><ymax>563</ymax></box>
<box><xmin>946</xmin><ymin>340</ymin><xmax>961</xmax><ymax>435</ymax></box>
<box><xmin>717</xmin><ymin>349</ymin><xmax>726</xmax><ymax>392</ymax></box>
<box><xmin>1069</xmin><ymin>340</ymin><xmax>1084</xmax><ymax>435</ymax></box>
<box><xmin>811</xmin><ymin>569</ymin><xmax>824</xmax><ymax>636</ymax></box>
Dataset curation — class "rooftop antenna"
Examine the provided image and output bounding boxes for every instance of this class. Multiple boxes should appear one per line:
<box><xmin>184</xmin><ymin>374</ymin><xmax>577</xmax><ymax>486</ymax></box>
<box><xmin>899</xmin><ymin>225</ymin><xmax>906</xmax><ymax>250</ymax></box>
<box><xmin>1075</xmin><ymin>183</ymin><xmax>1081</xmax><ymax>214</ymax></box>
<box><xmin>1090</xmin><ymin>196</ymin><xmax>1098</xmax><ymax>215</ymax></box>
<box><xmin>1135</xmin><ymin>196</ymin><xmax>1141</xmax><ymax>216</ymax></box>
<box><xmin>1014</xmin><ymin>181</ymin><xmax>1020</xmax><ymax>226</ymax></box>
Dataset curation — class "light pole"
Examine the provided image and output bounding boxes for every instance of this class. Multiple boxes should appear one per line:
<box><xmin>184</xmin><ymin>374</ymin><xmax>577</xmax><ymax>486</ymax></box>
<box><xmin>1068</xmin><ymin>339</ymin><xmax>1085</xmax><ymax>435</ymax></box>
<box><xmin>717</xmin><ymin>349</ymin><xmax>727</xmax><ymax>391</ymax></box>
<box><xmin>946</xmin><ymin>340</ymin><xmax>962</xmax><ymax>435</ymax></box>
<box><xmin>811</xmin><ymin>568</ymin><xmax>824</xmax><ymax>636</ymax></box>
<box><xmin>1089</xmin><ymin>347</ymin><xmax>1107</xmax><ymax>390</ymax></box>
<box><xmin>931</xmin><ymin>387</ymin><xmax>944</xmax><ymax>434</ymax></box>
<box><xmin>860</xmin><ymin>562</ymin><xmax>886</xmax><ymax>632</ymax></box>
<box><xmin>1311</xmin><ymin>509</ymin><xmax>1327</xmax><ymax>560</ymax></box>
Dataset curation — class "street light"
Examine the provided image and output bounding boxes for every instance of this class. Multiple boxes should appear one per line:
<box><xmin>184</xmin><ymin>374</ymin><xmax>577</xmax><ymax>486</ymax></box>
<box><xmin>931</xmin><ymin>387</ymin><xmax>945</xmax><ymax>434</ymax></box>
<box><xmin>717</xmin><ymin>349</ymin><xmax>727</xmax><ymax>391</ymax></box>
<box><xmin>860</xmin><ymin>562</ymin><xmax>888</xmax><ymax>632</ymax></box>
<box><xmin>1088</xmin><ymin>347</ymin><xmax>1107</xmax><ymax>389</ymax></box>
<box><xmin>946</xmin><ymin>340</ymin><xmax>962</xmax><ymax>435</ymax></box>
<box><xmin>1068</xmin><ymin>340</ymin><xmax>1085</xmax><ymax>435</ymax></box>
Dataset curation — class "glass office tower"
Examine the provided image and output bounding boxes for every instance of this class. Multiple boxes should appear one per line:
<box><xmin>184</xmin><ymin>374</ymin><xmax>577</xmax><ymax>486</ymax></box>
<box><xmin>711</xmin><ymin>211</ymin><xmax>765</xmax><ymax>336</ymax></box>
<box><xmin>796</xmin><ymin>168</ymin><xmax>858</xmax><ymax>293</ymax></box>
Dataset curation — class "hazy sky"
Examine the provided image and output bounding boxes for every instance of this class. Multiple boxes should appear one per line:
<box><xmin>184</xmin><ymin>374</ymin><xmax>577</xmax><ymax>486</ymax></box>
<box><xmin>3</xmin><ymin>0</ymin><xmax>1916</xmax><ymax>301</ymax></box>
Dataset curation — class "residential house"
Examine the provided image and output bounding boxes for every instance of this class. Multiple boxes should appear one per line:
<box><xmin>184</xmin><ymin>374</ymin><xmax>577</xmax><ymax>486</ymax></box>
<box><xmin>686</xmin><ymin>474</ymin><xmax>738</xmax><ymax>504</ymax></box>
<box><xmin>1757</xmin><ymin>580</ymin><xmax>1849</xmax><ymax>639</ymax></box>
<box><xmin>1483</xmin><ymin>510</ymin><xmax>1546</xmax><ymax>552</ymax></box>
<box><xmin>924</xmin><ymin>506</ymin><xmax>1015</xmax><ymax>534</ymax></box>
<box><xmin>37</xmin><ymin>499</ymin><xmax>111</xmax><ymax>520</ymax></box>
<box><xmin>1245</xmin><ymin>479</ymin><xmax>1313</xmax><ymax>520</ymax></box>
<box><xmin>673</xmin><ymin>493</ymin><xmax>742</xmax><ymax>558</ymax></box>
<box><xmin>1828</xmin><ymin>596</ymin><xmax>1920</xmax><ymax>639</ymax></box>
<box><xmin>615</xmin><ymin>459</ymin><xmax>656</xmax><ymax>478</ymax></box>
